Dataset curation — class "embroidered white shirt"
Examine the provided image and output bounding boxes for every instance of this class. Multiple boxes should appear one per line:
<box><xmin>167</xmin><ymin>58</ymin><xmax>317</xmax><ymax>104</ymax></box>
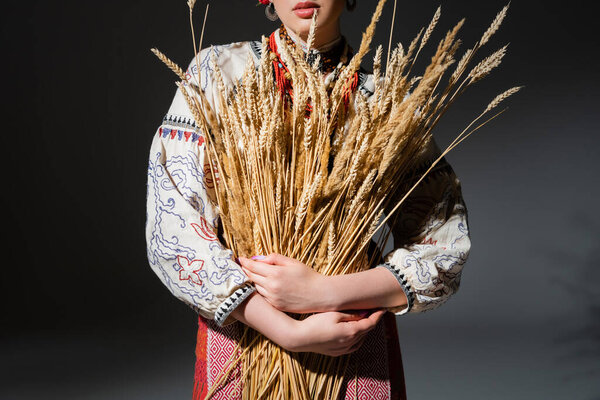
<box><xmin>146</xmin><ymin>39</ymin><xmax>471</xmax><ymax>325</ymax></box>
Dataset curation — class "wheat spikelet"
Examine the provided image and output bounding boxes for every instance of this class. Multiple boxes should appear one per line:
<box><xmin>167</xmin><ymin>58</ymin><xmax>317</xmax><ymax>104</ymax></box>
<box><xmin>333</xmin><ymin>0</ymin><xmax>387</xmax><ymax>97</ymax></box>
<box><xmin>303</xmin><ymin>114</ymin><xmax>314</xmax><ymax>151</ymax></box>
<box><xmin>348</xmin><ymin>169</ymin><xmax>377</xmax><ymax>217</ymax></box>
<box><xmin>346</xmin><ymin>127</ymin><xmax>369</xmax><ymax>192</ymax></box>
<box><xmin>295</xmin><ymin>171</ymin><xmax>322</xmax><ymax>231</ymax></box>
<box><xmin>423</xmin><ymin>18</ymin><xmax>463</xmax><ymax>77</ymax></box>
<box><xmin>419</xmin><ymin>6</ymin><xmax>441</xmax><ymax>52</ymax></box>
<box><xmin>450</xmin><ymin>48</ymin><xmax>472</xmax><ymax>83</ymax></box>
<box><xmin>480</xmin><ymin>4</ymin><xmax>509</xmax><ymax>46</ymax></box>
<box><xmin>469</xmin><ymin>44</ymin><xmax>508</xmax><ymax>83</ymax></box>
<box><xmin>151</xmin><ymin>48</ymin><xmax>187</xmax><ymax>81</ymax></box>
<box><xmin>187</xmin><ymin>0</ymin><xmax>196</xmax><ymax>10</ymax></box>
<box><xmin>243</xmin><ymin>52</ymin><xmax>260</xmax><ymax>125</ymax></box>
<box><xmin>395</xmin><ymin>41</ymin><xmax>405</xmax><ymax>60</ymax></box>
<box><xmin>175</xmin><ymin>81</ymin><xmax>204</xmax><ymax>127</ymax></box>
<box><xmin>484</xmin><ymin>86</ymin><xmax>522</xmax><ymax>112</ymax></box>
<box><xmin>372</xmin><ymin>45</ymin><xmax>384</xmax><ymax>104</ymax></box>
<box><xmin>253</xmin><ymin>224</ymin><xmax>265</xmax><ymax>255</ymax></box>
<box><xmin>275</xmin><ymin>174</ymin><xmax>283</xmax><ymax>216</ymax></box>
<box><xmin>306</xmin><ymin>11</ymin><xmax>318</xmax><ymax>52</ymax></box>
<box><xmin>327</xmin><ymin>221</ymin><xmax>337</xmax><ymax>265</ymax></box>
<box><xmin>360</xmin><ymin>209</ymin><xmax>384</xmax><ymax>250</ymax></box>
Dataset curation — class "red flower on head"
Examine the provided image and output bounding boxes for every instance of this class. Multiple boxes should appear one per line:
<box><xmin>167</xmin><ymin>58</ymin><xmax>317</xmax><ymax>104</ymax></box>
<box><xmin>258</xmin><ymin>0</ymin><xmax>270</xmax><ymax>5</ymax></box>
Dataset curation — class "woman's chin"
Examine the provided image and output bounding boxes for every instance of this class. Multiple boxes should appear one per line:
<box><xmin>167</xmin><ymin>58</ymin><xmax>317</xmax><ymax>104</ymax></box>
<box><xmin>286</xmin><ymin>23</ymin><xmax>312</xmax><ymax>40</ymax></box>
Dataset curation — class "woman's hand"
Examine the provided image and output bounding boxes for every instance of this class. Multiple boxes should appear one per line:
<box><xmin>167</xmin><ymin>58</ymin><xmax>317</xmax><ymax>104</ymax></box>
<box><xmin>232</xmin><ymin>290</ymin><xmax>385</xmax><ymax>357</ymax></box>
<box><xmin>238</xmin><ymin>254</ymin><xmax>332</xmax><ymax>313</ymax></box>
<box><xmin>287</xmin><ymin>309</ymin><xmax>386</xmax><ymax>356</ymax></box>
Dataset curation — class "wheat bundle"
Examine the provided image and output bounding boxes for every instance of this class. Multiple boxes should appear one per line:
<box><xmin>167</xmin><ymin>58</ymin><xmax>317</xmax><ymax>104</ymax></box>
<box><xmin>153</xmin><ymin>0</ymin><xmax>519</xmax><ymax>398</ymax></box>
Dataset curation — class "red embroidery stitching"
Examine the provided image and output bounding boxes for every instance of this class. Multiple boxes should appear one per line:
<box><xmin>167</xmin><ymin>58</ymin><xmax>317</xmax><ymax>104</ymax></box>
<box><xmin>176</xmin><ymin>255</ymin><xmax>204</xmax><ymax>285</ymax></box>
<box><xmin>191</xmin><ymin>218</ymin><xmax>218</xmax><ymax>242</ymax></box>
<box><xmin>421</xmin><ymin>237</ymin><xmax>437</xmax><ymax>245</ymax></box>
<box><xmin>160</xmin><ymin>126</ymin><xmax>205</xmax><ymax>146</ymax></box>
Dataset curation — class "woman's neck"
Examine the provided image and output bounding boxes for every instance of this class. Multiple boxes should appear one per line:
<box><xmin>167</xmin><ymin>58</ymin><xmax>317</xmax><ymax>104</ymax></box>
<box><xmin>284</xmin><ymin>23</ymin><xmax>342</xmax><ymax>53</ymax></box>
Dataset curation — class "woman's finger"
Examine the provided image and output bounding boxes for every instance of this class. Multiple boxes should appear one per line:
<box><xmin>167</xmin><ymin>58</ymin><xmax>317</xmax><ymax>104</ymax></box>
<box><xmin>334</xmin><ymin>311</ymin><xmax>366</xmax><ymax>322</ymax></box>
<box><xmin>238</xmin><ymin>257</ymin><xmax>276</xmax><ymax>276</ymax></box>
<box><xmin>263</xmin><ymin>253</ymin><xmax>295</xmax><ymax>266</ymax></box>
<box><xmin>353</xmin><ymin>309</ymin><xmax>386</xmax><ymax>333</ymax></box>
<box><xmin>240</xmin><ymin>266</ymin><xmax>269</xmax><ymax>287</ymax></box>
<box><xmin>332</xmin><ymin>335</ymin><xmax>366</xmax><ymax>356</ymax></box>
<box><xmin>254</xmin><ymin>283</ymin><xmax>270</xmax><ymax>297</ymax></box>
<box><xmin>368</xmin><ymin>309</ymin><xmax>386</xmax><ymax>323</ymax></box>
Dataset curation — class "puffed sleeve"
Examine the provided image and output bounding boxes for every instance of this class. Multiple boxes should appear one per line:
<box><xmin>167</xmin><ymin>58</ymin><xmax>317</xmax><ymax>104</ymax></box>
<box><xmin>146</xmin><ymin>49</ymin><xmax>256</xmax><ymax>326</ymax></box>
<box><xmin>375</xmin><ymin>139</ymin><xmax>471</xmax><ymax>315</ymax></box>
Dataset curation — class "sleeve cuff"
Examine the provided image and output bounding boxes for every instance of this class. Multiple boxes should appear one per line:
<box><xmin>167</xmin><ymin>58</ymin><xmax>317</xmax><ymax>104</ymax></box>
<box><xmin>214</xmin><ymin>284</ymin><xmax>256</xmax><ymax>327</ymax></box>
<box><xmin>376</xmin><ymin>262</ymin><xmax>416</xmax><ymax>315</ymax></box>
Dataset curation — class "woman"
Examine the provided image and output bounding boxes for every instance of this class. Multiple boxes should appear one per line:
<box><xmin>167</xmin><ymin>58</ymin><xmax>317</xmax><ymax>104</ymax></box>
<box><xmin>146</xmin><ymin>0</ymin><xmax>471</xmax><ymax>398</ymax></box>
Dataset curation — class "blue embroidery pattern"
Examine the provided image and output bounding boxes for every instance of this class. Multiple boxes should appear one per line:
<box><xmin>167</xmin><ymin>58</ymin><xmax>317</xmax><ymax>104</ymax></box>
<box><xmin>164</xmin><ymin>152</ymin><xmax>206</xmax><ymax>213</ymax></box>
<box><xmin>433</xmin><ymin>253</ymin><xmax>467</xmax><ymax>275</ymax></box>
<box><xmin>148</xmin><ymin>151</ymin><xmax>214</xmax><ymax>304</ymax></box>
<box><xmin>387</xmin><ymin>171</ymin><xmax>470</xmax><ymax>312</ymax></box>
<box><xmin>146</xmin><ymin>140</ymin><xmax>248</xmax><ymax>308</ymax></box>
<box><xmin>160</xmin><ymin>126</ymin><xmax>205</xmax><ymax>146</ymax></box>
<box><xmin>187</xmin><ymin>44</ymin><xmax>231</xmax><ymax>91</ymax></box>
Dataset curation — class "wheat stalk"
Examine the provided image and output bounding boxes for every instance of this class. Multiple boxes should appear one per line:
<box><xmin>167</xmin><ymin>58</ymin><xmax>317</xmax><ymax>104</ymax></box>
<box><xmin>485</xmin><ymin>86</ymin><xmax>522</xmax><ymax>112</ymax></box>
<box><xmin>480</xmin><ymin>4</ymin><xmax>509</xmax><ymax>46</ymax></box>
<box><xmin>420</xmin><ymin>6</ymin><xmax>441</xmax><ymax>52</ymax></box>
<box><xmin>151</xmin><ymin>48</ymin><xmax>187</xmax><ymax>81</ymax></box>
<box><xmin>469</xmin><ymin>44</ymin><xmax>508</xmax><ymax>83</ymax></box>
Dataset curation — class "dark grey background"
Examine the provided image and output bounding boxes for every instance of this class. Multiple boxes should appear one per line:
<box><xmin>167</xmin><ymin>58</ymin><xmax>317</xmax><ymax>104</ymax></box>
<box><xmin>2</xmin><ymin>0</ymin><xmax>598</xmax><ymax>399</ymax></box>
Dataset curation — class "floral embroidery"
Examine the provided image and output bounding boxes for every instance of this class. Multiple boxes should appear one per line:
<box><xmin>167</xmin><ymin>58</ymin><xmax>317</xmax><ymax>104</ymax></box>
<box><xmin>192</xmin><ymin>218</ymin><xmax>218</xmax><ymax>242</ymax></box>
<box><xmin>177</xmin><ymin>255</ymin><xmax>205</xmax><ymax>286</ymax></box>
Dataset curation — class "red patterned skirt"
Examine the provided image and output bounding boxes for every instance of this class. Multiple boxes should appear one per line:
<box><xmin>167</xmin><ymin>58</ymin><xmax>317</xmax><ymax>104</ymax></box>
<box><xmin>192</xmin><ymin>312</ymin><xmax>406</xmax><ymax>399</ymax></box>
